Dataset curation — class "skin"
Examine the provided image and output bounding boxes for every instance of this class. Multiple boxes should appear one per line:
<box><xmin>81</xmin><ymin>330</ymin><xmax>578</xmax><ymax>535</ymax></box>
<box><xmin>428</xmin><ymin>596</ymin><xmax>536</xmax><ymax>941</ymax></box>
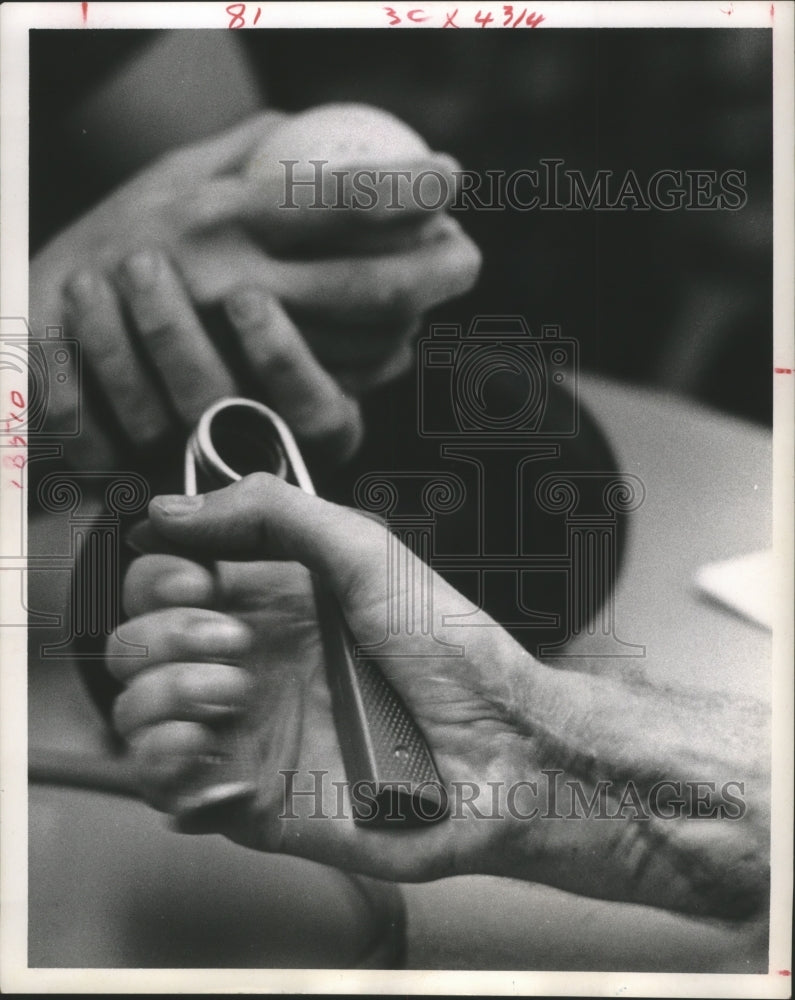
<box><xmin>108</xmin><ymin>475</ymin><xmax>771</xmax><ymax>923</ymax></box>
<box><xmin>30</xmin><ymin>111</ymin><xmax>481</xmax><ymax>469</ymax></box>
<box><xmin>31</xmin><ymin>58</ymin><xmax>769</xmax><ymax>925</ymax></box>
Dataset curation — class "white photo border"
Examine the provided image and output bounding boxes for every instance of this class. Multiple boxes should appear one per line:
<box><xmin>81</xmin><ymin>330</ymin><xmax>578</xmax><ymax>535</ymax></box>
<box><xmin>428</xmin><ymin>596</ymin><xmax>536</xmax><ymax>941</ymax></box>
<box><xmin>1</xmin><ymin>2</ymin><xmax>792</xmax><ymax>995</ymax></box>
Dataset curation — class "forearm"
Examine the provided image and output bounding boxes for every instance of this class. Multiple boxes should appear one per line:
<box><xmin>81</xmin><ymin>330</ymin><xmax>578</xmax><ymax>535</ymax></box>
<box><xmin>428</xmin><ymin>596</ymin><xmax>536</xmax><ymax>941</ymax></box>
<box><xmin>481</xmin><ymin>654</ymin><xmax>770</xmax><ymax>920</ymax></box>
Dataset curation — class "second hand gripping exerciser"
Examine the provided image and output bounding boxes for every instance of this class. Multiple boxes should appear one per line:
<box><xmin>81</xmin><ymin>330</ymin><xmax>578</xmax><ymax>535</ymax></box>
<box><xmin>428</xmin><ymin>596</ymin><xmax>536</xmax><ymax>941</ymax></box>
<box><xmin>179</xmin><ymin>397</ymin><xmax>448</xmax><ymax>828</ymax></box>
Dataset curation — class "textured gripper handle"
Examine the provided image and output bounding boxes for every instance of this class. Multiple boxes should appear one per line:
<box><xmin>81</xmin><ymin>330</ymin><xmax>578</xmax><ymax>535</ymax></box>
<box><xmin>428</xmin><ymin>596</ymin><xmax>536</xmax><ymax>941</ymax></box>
<box><xmin>313</xmin><ymin>583</ymin><xmax>448</xmax><ymax>826</ymax></box>
<box><xmin>174</xmin><ymin>397</ymin><xmax>447</xmax><ymax>827</ymax></box>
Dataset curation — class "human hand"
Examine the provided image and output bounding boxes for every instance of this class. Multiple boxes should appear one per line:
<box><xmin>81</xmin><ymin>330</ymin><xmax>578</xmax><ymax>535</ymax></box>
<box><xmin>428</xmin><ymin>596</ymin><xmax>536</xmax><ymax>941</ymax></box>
<box><xmin>30</xmin><ymin>107</ymin><xmax>480</xmax><ymax>467</ymax></box>
<box><xmin>108</xmin><ymin>475</ymin><xmax>770</xmax><ymax>920</ymax></box>
<box><xmin>52</xmin><ymin>251</ymin><xmax>365</xmax><ymax>471</ymax></box>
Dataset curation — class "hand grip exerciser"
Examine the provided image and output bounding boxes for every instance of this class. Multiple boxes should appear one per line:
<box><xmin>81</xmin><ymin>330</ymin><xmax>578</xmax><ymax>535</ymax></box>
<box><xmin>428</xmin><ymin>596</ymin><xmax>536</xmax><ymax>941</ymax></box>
<box><xmin>180</xmin><ymin>397</ymin><xmax>448</xmax><ymax>827</ymax></box>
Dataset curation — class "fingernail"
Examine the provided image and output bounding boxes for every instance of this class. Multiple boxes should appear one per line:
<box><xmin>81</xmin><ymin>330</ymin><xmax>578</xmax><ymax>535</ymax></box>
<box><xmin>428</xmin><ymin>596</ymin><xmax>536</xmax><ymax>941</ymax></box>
<box><xmin>191</xmin><ymin>618</ymin><xmax>250</xmax><ymax>649</ymax></box>
<box><xmin>122</xmin><ymin>251</ymin><xmax>161</xmax><ymax>289</ymax></box>
<box><xmin>152</xmin><ymin>494</ymin><xmax>205</xmax><ymax>515</ymax></box>
<box><xmin>185</xmin><ymin>671</ymin><xmax>253</xmax><ymax>705</ymax></box>
<box><xmin>155</xmin><ymin>572</ymin><xmax>210</xmax><ymax>604</ymax></box>
<box><xmin>194</xmin><ymin>702</ymin><xmax>244</xmax><ymax>719</ymax></box>
<box><xmin>226</xmin><ymin>287</ymin><xmax>272</xmax><ymax>326</ymax></box>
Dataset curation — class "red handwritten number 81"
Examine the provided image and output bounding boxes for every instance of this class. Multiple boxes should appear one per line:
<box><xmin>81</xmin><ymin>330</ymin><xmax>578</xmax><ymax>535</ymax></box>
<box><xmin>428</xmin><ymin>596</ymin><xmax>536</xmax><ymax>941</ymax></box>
<box><xmin>226</xmin><ymin>3</ymin><xmax>262</xmax><ymax>28</ymax></box>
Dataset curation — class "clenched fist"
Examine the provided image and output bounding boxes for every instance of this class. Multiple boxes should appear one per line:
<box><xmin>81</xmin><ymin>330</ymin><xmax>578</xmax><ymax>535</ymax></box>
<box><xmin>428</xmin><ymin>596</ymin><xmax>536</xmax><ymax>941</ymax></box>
<box><xmin>108</xmin><ymin>475</ymin><xmax>770</xmax><ymax>921</ymax></box>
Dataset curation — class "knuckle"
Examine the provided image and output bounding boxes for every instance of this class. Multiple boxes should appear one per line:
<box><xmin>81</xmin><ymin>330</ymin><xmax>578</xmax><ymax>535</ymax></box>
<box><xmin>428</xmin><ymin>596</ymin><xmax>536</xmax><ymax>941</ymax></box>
<box><xmin>124</xmin><ymin>555</ymin><xmax>188</xmax><ymax>606</ymax></box>
<box><xmin>159</xmin><ymin>669</ymin><xmax>183</xmax><ymax>713</ymax></box>
<box><xmin>63</xmin><ymin>270</ymin><xmax>107</xmax><ymax>312</ymax></box>
<box><xmin>165</xmin><ymin>608</ymin><xmax>209</xmax><ymax>655</ymax></box>
<box><xmin>106</xmin><ymin>622</ymin><xmax>143</xmax><ymax>675</ymax></box>
<box><xmin>170</xmin><ymin>662</ymin><xmax>202</xmax><ymax>703</ymax></box>
<box><xmin>137</xmin><ymin>320</ymin><xmax>182</xmax><ymax>352</ymax></box>
<box><xmin>128</xmin><ymin>726</ymin><xmax>158</xmax><ymax>764</ymax></box>
<box><xmin>255</xmin><ymin>347</ymin><xmax>298</xmax><ymax>383</ymax></box>
<box><xmin>62</xmin><ymin>430</ymin><xmax>119</xmax><ymax>474</ymax></box>
<box><xmin>235</xmin><ymin>472</ymin><xmax>282</xmax><ymax>520</ymax></box>
<box><xmin>239</xmin><ymin>469</ymin><xmax>273</xmax><ymax>496</ymax></box>
<box><xmin>129</xmin><ymin>412</ymin><xmax>172</xmax><ymax>451</ymax></box>
<box><xmin>120</xmin><ymin>248</ymin><xmax>163</xmax><ymax>284</ymax></box>
<box><xmin>84</xmin><ymin>333</ymin><xmax>125</xmax><ymax>368</ymax></box>
<box><xmin>114</xmin><ymin>617</ymin><xmax>146</xmax><ymax>649</ymax></box>
<box><xmin>112</xmin><ymin>608</ymin><xmax>191</xmax><ymax>668</ymax></box>
<box><xmin>121</xmin><ymin>562</ymin><xmax>151</xmax><ymax>616</ymax></box>
<box><xmin>226</xmin><ymin>286</ymin><xmax>275</xmax><ymax>329</ymax></box>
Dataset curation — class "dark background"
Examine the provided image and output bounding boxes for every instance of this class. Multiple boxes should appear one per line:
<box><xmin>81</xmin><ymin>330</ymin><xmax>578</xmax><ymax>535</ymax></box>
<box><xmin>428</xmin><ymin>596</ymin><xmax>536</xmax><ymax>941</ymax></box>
<box><xmin>30</xmin><ymin>28</ymin><xmax>773</xmax><ymax>424</ymax></box>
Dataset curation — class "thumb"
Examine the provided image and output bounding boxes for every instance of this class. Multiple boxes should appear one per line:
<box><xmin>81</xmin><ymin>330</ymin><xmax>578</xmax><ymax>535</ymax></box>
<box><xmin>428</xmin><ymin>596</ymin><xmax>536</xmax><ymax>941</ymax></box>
<box><xmin>147</xmin><ymin>473</ymin><xmax>391</xmax><ymax>612</ymax></box>
<box><xmin>142</xmin><ymin>474</ymin><xmax>525</xmax><ymax>695</ymax></box>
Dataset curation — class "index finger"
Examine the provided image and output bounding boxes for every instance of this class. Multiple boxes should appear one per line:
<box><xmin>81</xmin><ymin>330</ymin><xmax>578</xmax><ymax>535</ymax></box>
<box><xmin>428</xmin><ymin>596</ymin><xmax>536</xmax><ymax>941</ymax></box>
<box><xmin>116</xmin><ymin>250</ymin><xmax>238</xmax><ymax>426</ymax></box>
